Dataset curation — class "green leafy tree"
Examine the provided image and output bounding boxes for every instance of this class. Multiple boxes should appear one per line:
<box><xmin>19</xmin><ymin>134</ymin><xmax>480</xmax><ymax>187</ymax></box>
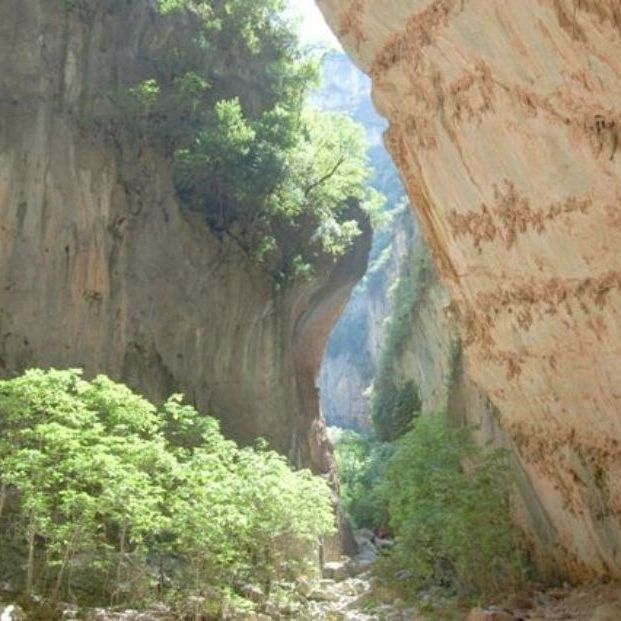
<box><xmin>0</xmin><ymin>369</ymin><xmax>335</xmax><ymax>612</ymax></box>
<box><xmin>330</xmin><ymin>429</ymin><xmax>392</xmax><ymax>530</ymax></box>
<box><xmin>100</xmin><ymin>0</ymin><xmax>382</xmax><ymax>280</ymax></box>
<box><xmin>175</xmin><ymin>102</ymin><xmax>382</xmax><ymax>279</ymax></box>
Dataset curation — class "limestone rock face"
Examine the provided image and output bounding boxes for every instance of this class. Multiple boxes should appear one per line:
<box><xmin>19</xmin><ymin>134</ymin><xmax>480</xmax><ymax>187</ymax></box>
<box><xmin>389</xmin><ymin>242</ymin><xmax>456</xmax><ymax>415</ymax></box>
<box><xmin>319</xmin><ymin>210</ymin><xmax>413</xmax><ymax>432</ymax></box>
<box><xmin>0</xmin><ymin>0</ymin><xmax>370</xmax><ymax>498</ymax></box>
<box><xmin>318</xmin><ymin>0</ymin><xmax>621</xmax><ymax>579</ymax></box>
<box><xmin>315</xmin><ymin>51</ymin><xmax>411</xmax><ymax>434</ymax></box>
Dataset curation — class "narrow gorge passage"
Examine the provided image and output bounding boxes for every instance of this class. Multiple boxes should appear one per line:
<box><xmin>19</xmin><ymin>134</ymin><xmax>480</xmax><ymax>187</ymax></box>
<box><xmin>314</xmin><ymin>0</ymin><xmax>621</xmax><ymax>619</ymax></box>
<box><xmin>2</xmin><ymin>0</ymin><xmax>621</xmax><ymax>619</ymax></box>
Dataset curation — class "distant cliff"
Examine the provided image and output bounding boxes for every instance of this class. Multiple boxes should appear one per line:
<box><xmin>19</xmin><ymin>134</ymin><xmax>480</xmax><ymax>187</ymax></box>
<box><xmin>318</xmin><ymin>0</ymin><xmax>621</xmax><ymax>579</ymax></box>
<box><xmin>315</xmin><ymin>51</ymin><xmax>415</xmax><ymax>432</ymax></box>
<box><xmin>319</xmin><ymin>208</ymin><xmax>413</xmax><ymax>432</ymax></box>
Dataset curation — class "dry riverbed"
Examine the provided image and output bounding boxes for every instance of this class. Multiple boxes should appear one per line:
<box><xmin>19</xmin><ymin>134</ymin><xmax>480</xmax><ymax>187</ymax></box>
<box><xmin>2</xmin><ymin>531</ymin><xmax>621</xmax><ymax>620</ymax></box>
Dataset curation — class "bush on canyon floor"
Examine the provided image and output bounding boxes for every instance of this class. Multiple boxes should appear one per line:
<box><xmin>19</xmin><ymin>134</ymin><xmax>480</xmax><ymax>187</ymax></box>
<box><xmin>379</xmin><ymin>414</ymin><xmax>525</xmax><ymax>602</ymax></box>
<box><xmin>0</xmin><ymin>369</ymin><xmax>334</xmax><ymax>614</ymax></box>
<box><xmin>333</xmin><ymin>415</ymin><xmax>525</xmax><ymax>604</ymax></box>
<box><xmin>330</xmin><ymin>428</ymin><xmax>392</xmax><ymax>530</ymax></box>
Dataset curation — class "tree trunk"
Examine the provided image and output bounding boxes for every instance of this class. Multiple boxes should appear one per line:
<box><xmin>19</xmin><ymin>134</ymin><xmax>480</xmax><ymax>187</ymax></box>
<box><xmin>26</xmin><ymin>527</ymin><xmax>35</xmax><ymax>595</ymax></box>
<box><xmin>0</xmin><ymin>480</ymin><xmax>6</xmax><ymax>518</ymax></box>
<box><xmin>114</xmin><ymin>520</ymin><xmax>128</xmax><ymax>603</ymax></box>
<box><xmin>52</xmin><ymin>529</ymin><xmax>79</xmax><ymax>602</ymax></box>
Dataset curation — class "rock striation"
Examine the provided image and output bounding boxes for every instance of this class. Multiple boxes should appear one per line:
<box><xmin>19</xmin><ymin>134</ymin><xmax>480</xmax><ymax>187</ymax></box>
<box><xmin>317</xmin><ymin>0</ymin><xmax>621</xmax><ymax>580</ymax></box>
<box><xmin>0</xmin><ymin>0</ymin><xmax>370</xmax><ymax>512</ymax></box>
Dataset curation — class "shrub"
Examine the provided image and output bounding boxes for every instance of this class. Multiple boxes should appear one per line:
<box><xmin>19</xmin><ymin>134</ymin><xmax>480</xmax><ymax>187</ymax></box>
<box><xmin>330</xmin><ymin>428</ymin><xmax>392</xmax><ymax>530</ymax></box>
<box><xmin>372</xmin><ymin>377</ymin><xmax>421</xmax><ymax>442</ymax></box>
<box><xmin>380</xmin><ymin>414</ymin><xmax>525</xmax><ymax>601</ymax></box>
<box><xmin>0</xmin><ymin>369</ymin><xmax>334</xmax><ymax>612</ymax></box>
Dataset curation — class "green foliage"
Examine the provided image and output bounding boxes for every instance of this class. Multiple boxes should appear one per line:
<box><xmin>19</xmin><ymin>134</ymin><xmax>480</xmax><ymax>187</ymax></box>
<box><xmin>330</xmin><ymin>428</ymin><xmax>392</xmax><ymax>530</ymax></box>
<box><xmin>371</xmin><ymin>243</ymin><xmax>431</xmax><ymax>441</ymax></box>
<box><xmin>103</xmin><ymin>0</ymin><xmax>380</xmax><ymax>281</ymax></box>
<box><xmin>157</xmin><ymin>0</ymin><xmax>186</xmax><ymax>13</ymax></box>
<box><xmin>175</xmin><ymin>101</ymin><xmax>380</xmax><ymax>280</ymax></box>
<box><xmin>158</xmin><ymin>0</ymin><xmax>290</xmax><ymax>59</ymax></box>
<box><xmin>372</xmin><ymin>378</ymin><xmax>421</xmax><ymax>443</ymax></box>
<box><xmin>0</xmin><ymin>369</ymin><xmax>334</xmax><ymax>611</ymax></box>
<box><xmin>379</xmin><ymin>414</ymin><xmax>524</xmax><ymax>601</ymax></box>
<box><xmin>128</xmin><ymin>79</ymin><xmax>161</xmax><ymax>106</ymax></box>
<box><xmin>331</xmin><ymin>418</ymin><xmax>525</xmax><ymax>608</ymax></box>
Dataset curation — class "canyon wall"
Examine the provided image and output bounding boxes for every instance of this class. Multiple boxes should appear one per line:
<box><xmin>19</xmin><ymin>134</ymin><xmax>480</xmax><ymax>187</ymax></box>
<box><xmin>0</xmin><ymin>0</ymin><xmax>371</xmax><ymax>523</ymax></box>
<box><xmin>380</xmin><ymin>239</ymin><xmax>456</xmax><ymax>417</ymax></box>
<box><xmin>319</xmin><ymin>208</ymin><xmax>413</xmax><ymax>432</ymax></box>
<box><xmin>318</xmin><ymin>0</ymin><xmax>621</xmax><ymax>580</ymax></box>
<box><xmin>315</xmin><ymin>51</ymin><xmax>415</xmax><ymax>433</ymax></box>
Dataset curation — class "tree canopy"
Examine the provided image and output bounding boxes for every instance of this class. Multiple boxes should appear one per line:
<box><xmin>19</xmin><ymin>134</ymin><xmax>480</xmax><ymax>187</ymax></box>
<box><xmin>104</xmin><ymin>0</ymin><xmax>383</xmax><ymax>281</ymax></box>
<box><xmin>0</xmin><ymin>369</ymin><xmax>334</xmax><ymax>614</ymax></box>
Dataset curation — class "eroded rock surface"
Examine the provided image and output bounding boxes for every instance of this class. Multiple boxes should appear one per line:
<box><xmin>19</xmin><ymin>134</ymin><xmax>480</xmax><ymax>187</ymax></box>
<box><xmin>0</xmin><ymin>0</ymin><xmax>370</xmax><ymax>507</ymax></box>
<box><xmin>317</xmin><ymin>0</ymin><xmax>621</xmax><ymax>579</ymax></box>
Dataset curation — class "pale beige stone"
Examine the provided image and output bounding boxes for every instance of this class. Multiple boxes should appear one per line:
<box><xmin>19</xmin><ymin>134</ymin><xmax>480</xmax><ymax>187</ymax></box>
<box><xmin>317</xmin><ymin>0</ymin><xmax>621</xmax><ymax>580</ymax></box>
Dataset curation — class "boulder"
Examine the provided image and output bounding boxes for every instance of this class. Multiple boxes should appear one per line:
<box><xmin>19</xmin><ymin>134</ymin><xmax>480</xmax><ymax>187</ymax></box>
<box><xmin>504</xmin><ymin>592</ymin><xmax>533</xmax><ymax>611</ymax></box>
<box><xmin>342</xmin><ymin>578</ymin><xmax>368</xmax><ymax>597</ymax></box>
<box><xmin>354</xmin><ymin>529</ymin><xmax>374</xmax><ymax>545</ymax></box>
<box><xmin>354</xmin><ymin>542</ymin><xmax>378</xmax><ymax>566</ymax></box>
<box><xmin>296</xmin><ymin>577</ymin><xmax>313</xmax><ymax>598</ymax></box>
<box><xmin>228</xmin><ymin>614</ymin><xmax>271</xmax><ymax>621</ymax></box>
<box><xmin>239</xmin><ymin>584</ymin><xmax>264</xmax><ymax>603</ymax></box>
<box><xmin>323</xmin><ymin>561</ymin><xmax>353</xmax><ymax>581</ymax></box>
<box><xmin>308</xmin><ymin>586</ymin><xmax>340</xmax><ymax>602</ymax></box>
<box><xmin>0</xmin><ymin>606</ymin><xmax>27</xmax><ymax>621</ymax></box>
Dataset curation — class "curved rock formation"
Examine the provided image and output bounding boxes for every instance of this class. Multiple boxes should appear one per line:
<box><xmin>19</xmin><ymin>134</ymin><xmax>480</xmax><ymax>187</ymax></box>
<box><xmin>317</xmin><ymin>0</ymin><xmax>621</xmax><ymax>580</ymax></box>
<box><xmin>0</xmin><ymin>0</ymin><xmax>371</xmax><ymax>498</ymax></box>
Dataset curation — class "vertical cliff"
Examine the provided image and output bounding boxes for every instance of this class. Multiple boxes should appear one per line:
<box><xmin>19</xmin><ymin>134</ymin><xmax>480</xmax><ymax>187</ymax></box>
<box><xmin>315</xmin><ymin>51</ymin><xmax>416</xmax><ymax>432</ymax></box>
<box><xmin>372</xmin><ymin>236</ymin><xmax>456</xmax><ymax>419</ymax></box>
<box><xmin>0</xmin><ymin>0</ymin><xmax>371</xmax><ymax>500</ymax></box>
<box><xmin>320</xmin><ymin>208</ymin><xmax>413</xmax><ymax>432</ymax></box>
<box><xmin>318</xmin><ymin>0</ymin><xmax>621</xmax><ymax>580</ymax></box>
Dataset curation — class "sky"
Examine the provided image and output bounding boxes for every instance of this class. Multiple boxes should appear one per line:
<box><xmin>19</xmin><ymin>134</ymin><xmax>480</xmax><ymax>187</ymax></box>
<box><xmin>287</xmin><ymin>0</ymin><xmax>342</xmax><ymax>49</ymax></box>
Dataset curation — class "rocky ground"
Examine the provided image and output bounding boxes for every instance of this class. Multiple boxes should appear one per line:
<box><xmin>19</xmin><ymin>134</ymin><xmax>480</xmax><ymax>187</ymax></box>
<box><xmin>296</xmin><ymin>530</ymin><xmax>412</xmax><ymax>620</ymax></box>
<box><xmin>300</xmin><ymin>528</ymin><xmax>621</xmax><ymax>621</ymax></box>
<box><xmin>2</xmin><ymin>531</ymin><xmax>621</xmax><ymax>620</ymax></box>
<box><xmin>300</xmin><ymin>570</ymin><xmax>621</xmax><ymax>621</ymax></box>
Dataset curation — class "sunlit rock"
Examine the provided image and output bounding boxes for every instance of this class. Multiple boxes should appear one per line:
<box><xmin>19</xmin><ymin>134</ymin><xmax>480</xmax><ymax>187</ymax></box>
<box><xmin>317</xmin><ymin>0</ymin><xmax>621</xmax><ymax>580</ymax></box>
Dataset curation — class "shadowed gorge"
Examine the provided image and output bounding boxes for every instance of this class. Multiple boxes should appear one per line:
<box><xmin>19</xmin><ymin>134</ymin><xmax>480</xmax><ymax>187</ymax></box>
<box><xmin>2</xmin><ymin>0</ymin><xmax>621</xmax><ymax>618</ymax></box>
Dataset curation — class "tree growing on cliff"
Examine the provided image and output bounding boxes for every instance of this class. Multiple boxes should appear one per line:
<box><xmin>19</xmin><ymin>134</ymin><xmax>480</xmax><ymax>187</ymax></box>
<box><xmin>175</xmin><ymin>102</ymin><xmax>382</xmax><ymax>279</ymax></box>
<box><xmin>101</xmin><ymin>0</ymin><xmax>382</xmax><ymax>281</ymax></box>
